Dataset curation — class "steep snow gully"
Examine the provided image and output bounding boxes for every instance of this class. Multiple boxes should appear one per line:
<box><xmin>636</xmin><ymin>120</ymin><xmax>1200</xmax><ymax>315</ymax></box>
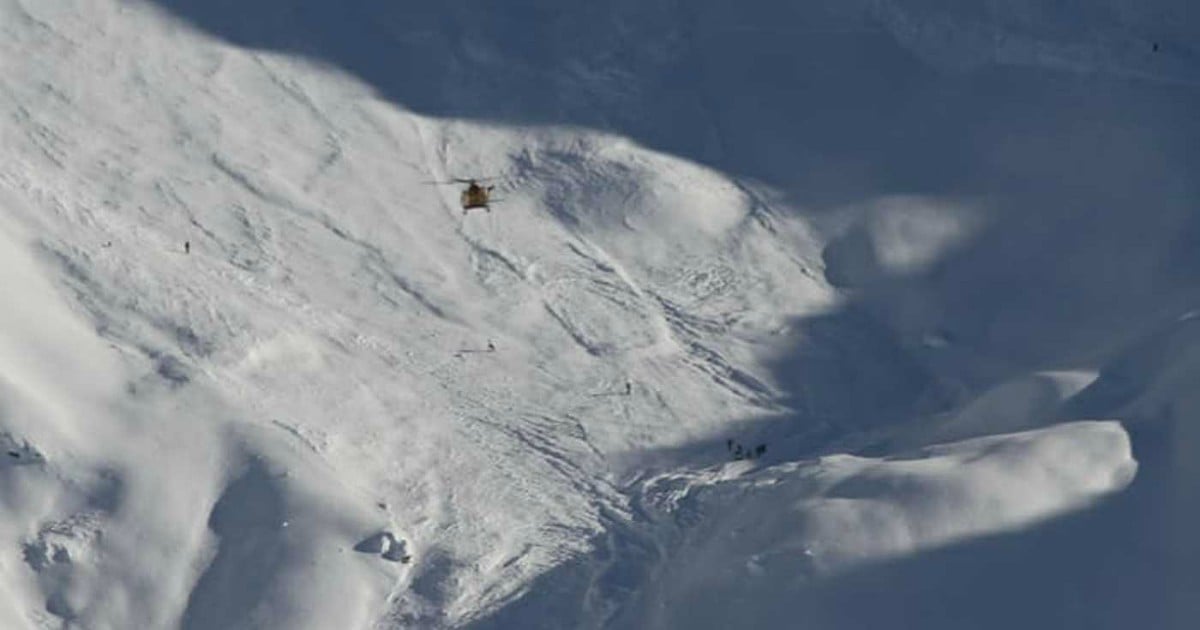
<box><xmin>2</xmin><ymin>0</ymin><xmax>1198</xmax><ymax>628</ymax></box>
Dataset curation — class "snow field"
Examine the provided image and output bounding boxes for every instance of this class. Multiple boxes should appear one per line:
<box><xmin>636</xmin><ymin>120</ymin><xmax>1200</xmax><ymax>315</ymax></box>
<box><xmin>4</xmin><ymin>0</ymin><xmax>1197</xmax><ymax>628</ymax></box>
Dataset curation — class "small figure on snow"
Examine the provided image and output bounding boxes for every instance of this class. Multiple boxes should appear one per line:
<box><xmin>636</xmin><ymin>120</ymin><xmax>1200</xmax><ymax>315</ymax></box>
<box><xmin>184</xmin><ymin>241</ymin><xmax>190</xmax><ymax>254</ymax></box>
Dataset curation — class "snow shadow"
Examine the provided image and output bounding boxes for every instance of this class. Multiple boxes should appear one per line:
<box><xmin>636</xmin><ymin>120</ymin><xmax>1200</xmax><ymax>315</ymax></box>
<box><xmin>143</xmin><ymin>1</ymin><xmax>1198</xmax><ymax>210</ymax></box>
<box><xmin>760</xmin><ymin>62</ymin><xmax>1200</xmax><ymax>444</ymax></box>
<box><xmin>181</xmin><ymin>460</ymin><xmax>288</xmax><ymax>630</ymax></box>
<box><xmin>722</xmin><ymin>75</ymin><xmax>1200</xmax><ymax>625</ymax></box>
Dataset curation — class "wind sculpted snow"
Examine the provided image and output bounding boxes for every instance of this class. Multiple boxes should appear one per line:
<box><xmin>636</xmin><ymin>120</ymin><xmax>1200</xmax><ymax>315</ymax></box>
<box><xmin>2</xmin><ymin>0</ymin><xmax>1199</xmax><ymax>628</ymax></box>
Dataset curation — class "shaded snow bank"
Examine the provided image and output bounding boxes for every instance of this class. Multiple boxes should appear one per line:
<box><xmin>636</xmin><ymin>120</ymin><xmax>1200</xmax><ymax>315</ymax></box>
<box><xmin>626</xmin><ymin>421</ymin><xmax>1136</xmax><ymax>629</ymax></box>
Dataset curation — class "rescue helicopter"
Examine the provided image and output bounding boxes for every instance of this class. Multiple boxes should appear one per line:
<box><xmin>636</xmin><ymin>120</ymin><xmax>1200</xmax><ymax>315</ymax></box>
<box><xmin>460</xmin><ymin>179</ymin><xmax>496</xmax><ymax>213</ymax></box>
<box><xmin>426</xmin><ymin>177</ymin><xmax>500</xmax><ymax>214</ymax></box>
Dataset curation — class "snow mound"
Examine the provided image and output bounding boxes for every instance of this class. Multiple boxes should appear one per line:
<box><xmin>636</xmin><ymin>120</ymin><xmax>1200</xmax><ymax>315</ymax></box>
<box><xmin>630</xmin><ymin>421</ymin><xmax>1136</xmax><ymax>628</ymax></box>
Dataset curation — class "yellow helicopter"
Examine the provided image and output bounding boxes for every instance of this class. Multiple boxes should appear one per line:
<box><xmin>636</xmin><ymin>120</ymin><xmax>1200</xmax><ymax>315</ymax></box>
<box><xmin>460</xmin><ymin>179</ymin><xmax>496</xmax><ymax>213</ymax></box>
<box><xmin>426</xmin><ymin>177</ymin><xmax>500</xmax><ymax>214</ymax></box>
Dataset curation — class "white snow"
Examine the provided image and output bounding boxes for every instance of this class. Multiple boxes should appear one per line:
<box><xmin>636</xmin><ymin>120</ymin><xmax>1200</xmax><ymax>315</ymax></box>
<box><xmin>2</xmin><ymin>0</ymin><xmax>1197</xmax><ymax>628</ymax></box>
<box><xmin>625</xmin><ymin>421</ymin><xmax>1136</xmax><ymax>628</ymax></box>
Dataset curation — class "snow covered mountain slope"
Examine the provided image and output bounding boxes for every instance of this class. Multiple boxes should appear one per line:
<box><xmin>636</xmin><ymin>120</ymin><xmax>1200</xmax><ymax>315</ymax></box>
<box><xmin>1</xmin><ymin>0</ymin><xmax>1197</xmax><ymax>628</ymax></box>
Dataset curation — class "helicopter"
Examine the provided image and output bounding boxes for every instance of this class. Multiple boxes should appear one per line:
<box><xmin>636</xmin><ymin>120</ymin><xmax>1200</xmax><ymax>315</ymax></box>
<box><xmin>426</xmin><ymin>177</ymin><xmax>500</xmax><ymax>214</ymax></box>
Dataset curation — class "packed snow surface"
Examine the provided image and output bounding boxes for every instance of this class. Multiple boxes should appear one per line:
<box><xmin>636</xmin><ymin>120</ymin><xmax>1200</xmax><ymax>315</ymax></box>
<box><xmin>1</xmin><ymin>0</ymin><xmax>1197</xmax><ymax>628</ymax></box>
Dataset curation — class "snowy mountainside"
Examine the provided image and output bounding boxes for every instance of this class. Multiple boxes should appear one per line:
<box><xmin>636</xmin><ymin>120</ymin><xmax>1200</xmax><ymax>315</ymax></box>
<box><xmin>2</xmin><ymin>0</ymin><xmax>1198</xmax><ymax>628</ymax></box>
<box><xmin>3</xmin><ymin>2</ymin><xmax>825</xmax><ymax>626</ymax></box>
